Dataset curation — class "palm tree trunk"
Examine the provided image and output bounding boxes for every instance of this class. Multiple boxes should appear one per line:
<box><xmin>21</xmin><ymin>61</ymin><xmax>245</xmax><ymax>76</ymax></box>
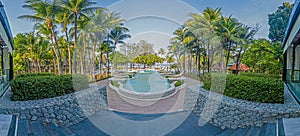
<box><xmin>65</xmin><ymin>28</ymin><xmax>72</xmax><ymax>74</ymax></box>
<box><xmin>225</xmin><ymin>41</ymin><xmax>232</xmax><ymax>69</ymax></box>
<box><xmin>50</xmin><ymin>25</ymin><xmax>63</xmax><ymax>74</ymax></box>
<box><xmin>73</xmin><ymin>13</ymin><xmax>78</xmax><ymax>74</ymax></box>
<box><xmin>99</xmin><ymin>52</ymin><xmax>103</xmax><ymax>75</ymax></box>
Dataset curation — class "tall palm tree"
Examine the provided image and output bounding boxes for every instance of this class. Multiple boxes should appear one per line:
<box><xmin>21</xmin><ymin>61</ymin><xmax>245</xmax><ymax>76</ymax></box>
<box><xmin>109</xmin><ymin>26</ymin><xmax>131</xmax><ymax>49</ymax></box>
<box><xmin>19</xmin><ymin>0</ymin><xmax>64</xmax><ymax>74</ymax></box>
<box><xmin>55</xmin><ymin>10</ymin><xmax>72</xmax><ymax>73</ymax></box>
<box><xmin>216</xmin><ymin>16</ymin><xmax>241</xmax><ymax>69</ymax></box>
<box><xmin>185</xmin><ymin>7</ymin><xmax>221</xmax><ymax>73</ymax></box>
<box><xmin>60</xmin><ymin>0</ymin><xmax>101</xmax><ymax>73</ymax></box>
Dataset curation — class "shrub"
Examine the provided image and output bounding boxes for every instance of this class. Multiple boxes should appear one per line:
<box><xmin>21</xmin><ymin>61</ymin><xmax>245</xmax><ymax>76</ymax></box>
<box><xmin>239</xmin><ymin>72</ymin><xmax>281</xmax><ymax>79</ymax></box>
<box><xmin>203</xmin><ymin>74</ymin><xmax>284</xmax><ymax>103</ymax></box>
<box><xmin>15</xmin><ymin>72</ymin><xmax>55</xmax><ymax>78</ymax></box>
<box><xmin>174</xmin><ymin>80</ymin><xmax>184</xmax><ymax>87</ymax></box>
<box><xmin>111</xmin><ymin>81</ymin><xmax>120</xmax><ymax>87</ymax></box>
<box><xmin>11</xmin><ymin>74</ymin><xmax>89</xmax><ymax>101</ymax></box>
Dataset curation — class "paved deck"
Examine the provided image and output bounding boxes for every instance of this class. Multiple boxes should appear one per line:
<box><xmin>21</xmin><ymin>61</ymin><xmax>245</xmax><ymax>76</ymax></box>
<box><xmin>96</xmin><ymin>77</ymin><xmax>202</xmax><ymax>114</ymax></box>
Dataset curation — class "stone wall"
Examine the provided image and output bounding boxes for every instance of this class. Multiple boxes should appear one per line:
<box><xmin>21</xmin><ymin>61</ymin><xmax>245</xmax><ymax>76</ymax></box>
<box><xmin>184</xmin><ymin>86</ymin><xmax>300</xmax><ymax>129</ymax></box>
<box><xmin>0</xmin><ymin>85</ymin><xmax>107</xmax><ymax>126</ymax></box>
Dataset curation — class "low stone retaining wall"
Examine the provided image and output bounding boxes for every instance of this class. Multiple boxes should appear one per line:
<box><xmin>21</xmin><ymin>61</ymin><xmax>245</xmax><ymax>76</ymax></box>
<box><xmin>0</xmin><ymin>85</ymin><xmax>107</xmax><ymax>126</ymax></box>
<box><xmin>184</xmin><ymin>86</ymin><xmax>300</xmax><ymax>129</ymax></box>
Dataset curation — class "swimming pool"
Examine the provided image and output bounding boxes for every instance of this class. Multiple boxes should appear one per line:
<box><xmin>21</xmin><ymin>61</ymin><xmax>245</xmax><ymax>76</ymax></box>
<box><xmin>123</xmin><ymin>70</ymin><xmax>171</xmax><ymax>93</ymax></box>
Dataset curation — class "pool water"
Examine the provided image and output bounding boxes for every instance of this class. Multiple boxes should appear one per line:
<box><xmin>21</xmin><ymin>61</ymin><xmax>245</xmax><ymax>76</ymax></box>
<box><xmin>123</xmin><ymin>70</ymin><xmax>171</xmax><ymax>92</ymax></box>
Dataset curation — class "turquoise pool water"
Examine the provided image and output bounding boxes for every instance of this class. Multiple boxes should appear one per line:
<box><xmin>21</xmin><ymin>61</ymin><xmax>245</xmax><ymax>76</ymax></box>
<box><xmin>123</xmin><ymin>70</ymin><xmax>171</xmax><ymax>92</ymax></box>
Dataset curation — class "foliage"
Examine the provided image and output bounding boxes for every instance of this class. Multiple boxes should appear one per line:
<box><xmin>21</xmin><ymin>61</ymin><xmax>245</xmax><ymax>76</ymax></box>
<box><xmin>15</xmin><ymin>72</ymin><xmax>55</xmax><ymax>78</ymax></box>
<box><xmin>133</xmin><ymin>54</ymin><xmax>163</xmax><ymax>68</ymax></box>
<box><xmin>111</xmin><ymin>81</ymin><xmax>120</xmax><ymax>87</ymax></box>
<box><xmin>268</xmin><ymin>2</ymin><xmax>293</xmax><ymax>42</ymax></box>
<box><xmin>242</xmin><ymin>39</ymin><xmax>283</xmax><ymax>74</ymax></box>
<box><xmin>239</xmin><ymin>72</ymin><xmax>281</xmax><ymax>79</ymax></box>
<box><xmin>174</xmin><ymin>80</ymin><xmax>184</xmax><ymax>87</ymax></box>
<box><xmin>11</xmin><ymin>74</ymin><xmax>89</xmax><ymax>101</ymax></box>
<box><xmin>203</xmin><ymin>74</ymin><xmax>284</xmax><ymax>103</ymax></box>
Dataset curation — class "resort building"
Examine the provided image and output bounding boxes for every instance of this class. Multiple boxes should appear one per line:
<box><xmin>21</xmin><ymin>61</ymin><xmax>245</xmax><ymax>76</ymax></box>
<box><xmin>0</xmin><ymin>1</ymin><xmax>14</xmax><ymax>97</ymax></box>
<box><xmin>283</xmin><ymin>0</ymin><xmax>300</xmax><ymax>103</ymax></box>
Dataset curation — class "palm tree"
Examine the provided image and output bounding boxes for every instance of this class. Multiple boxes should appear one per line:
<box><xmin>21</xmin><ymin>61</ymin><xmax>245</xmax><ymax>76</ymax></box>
<box><xmin>19</xmin><ymin>0</ymin><xmax>64</xmax><ymax>74</ymax></box>
<box><xmin>55</xmin><ymin>10</ymin><xmax>72</xmax><ymax>73</ymax></box>
<box><xmin>234</xmin><ymin>25</ymin><xmax>259</xmax><ymax>74</ymax></box>
<box><xmin>185</xmin><ymin>7</ymin><xmax>221</xmax><ymax>73</ymax></box>
<box><xmin>60</xmin><ymin>0</ymin><xmax>101</xmax><ymax>73</ymax></box>
<box><xmin>109</xmin><ymin>26</ymin><xmax>131</xmax><ymax>49</ymax></box>
<box><xmin>216</xmin><ymin>16</ymin><xmax>241</xmax><ymax>69</ymax></box>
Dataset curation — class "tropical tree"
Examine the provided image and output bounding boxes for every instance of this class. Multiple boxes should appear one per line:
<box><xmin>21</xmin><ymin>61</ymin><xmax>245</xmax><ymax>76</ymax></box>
<box><xmin>216</xmin><ymin>16</ymin><xmax>241</xmax><ymax>69</ymax></box>
<box><xmin>55</xmin><ymin>9</ymin><xmax>72</xmax><ymax>73</ymax></box>
<box><xmin>60</xmin><ymin>0</ymin><xmax>101</xmax><ymax>73</ymax></box>
<box><xmin>268</xmin><ymin>2</ymin><xmax>293</xmax><ymax>42</ymax></box>
<box><xmin>19</xmin><ymin>0</ymin><xmax>64</xmax><ymax>74</ymax></box>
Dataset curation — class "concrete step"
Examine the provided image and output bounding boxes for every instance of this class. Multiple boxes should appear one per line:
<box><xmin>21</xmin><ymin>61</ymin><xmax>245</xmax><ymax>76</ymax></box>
<box><xmin>8</xmin><ymin>114</ymin><xmax>18</xmax><ymax>136</ymax></box>
<box><xmin>0</xmin><ymin>114</ymin><xmax>18</xmax><ymax>136</ymax></box>
<box><xmin>278</xmin><ymin>118</ymin><xmax>300</xmax><ymax>136</ymax></box>
<box><xmin>261</xmin><ymin>123</ymin><xmax>276</xmax><ymax>136</ymax></box>
<box><xmin>29</xmin><ymin>121</ymin><xmax>48</xmax><ymax>136</ymax></box>
<box><xmin>229</xmin><ymin>128</ymin><xmax>248</xmax><ymax>136</ymax></box>
<box><xmin>215</xmin><ymin>128</ymin><xmax>234</xmax><ymax>136</ymax></box>
<box><xmin>43</xmin><ymin>124</ymin><xmax>60</xmax><ymax>136</ymax></box>
<box><xmin>244</xmin><ymin>126</ymin><xmax>262</xmax><ymax>136</ymax></box>
<box><xmin>17</xmin><ymin>120</ymin><xmax>31</xmax><ymax>136</ymax></box>
<box><xmin>53</xmin><ymin>125</ymin><xmax>77</xmax><ymax>136</ymax></box>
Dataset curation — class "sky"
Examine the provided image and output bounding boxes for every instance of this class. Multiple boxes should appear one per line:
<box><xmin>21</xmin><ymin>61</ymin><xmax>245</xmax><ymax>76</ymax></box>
<box><xmin>0</xmin><ymin>0</ymin><xmax>295</xmax><ymax>52</ymax></box>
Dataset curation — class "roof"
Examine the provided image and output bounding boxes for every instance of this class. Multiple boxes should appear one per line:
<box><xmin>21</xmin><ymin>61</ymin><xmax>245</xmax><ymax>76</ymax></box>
<box><xmin>228</xmin><ymin>63</ymin><xmax>250</xmax><ymax>71</ymax></box>
<box><xmin>282</xmin><ymin>0</ymin><xmax>300</xmax><ymax>51</ymax></box>
<box><xmin>0</xmin><ymin>1</ymin><xmax>14</xmax><ymax>53</ymax></box>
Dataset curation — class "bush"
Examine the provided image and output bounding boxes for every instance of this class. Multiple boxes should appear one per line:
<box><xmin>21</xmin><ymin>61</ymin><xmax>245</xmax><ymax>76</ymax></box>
<box><xmin>239</xmin><ymin>72</ymin><xmax>281</xmax><ymax>79</ymax></box>
<box><xmin>203</xmin><ymin>74</ymin><xmax>284</xmax><ymax>103</ymax></box>
<box><xmin>174</xmin><ymin>80</ymin><xmax>184</xmax><ymax>87</ymax></box>
<box><xmin>11</xmin><ymin>74</ymin><xmax>89</xmax><ymax>101</ymax></box>
<box><xmin>111</xmin><ymin>81</ymin><xmax>120</xmax><ymax>87</ymax></box>
<box><xmin>15</xmin><ymin>72</ymin><xmax>55</xmax><ymax>78</ymax></box>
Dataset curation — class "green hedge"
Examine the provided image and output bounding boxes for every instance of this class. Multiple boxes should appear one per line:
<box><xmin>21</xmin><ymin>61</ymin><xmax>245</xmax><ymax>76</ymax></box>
<box><xmin>239</xmin><ymin>72</ymin><xmax>281</xmax><ymax>79</ymax></box>
<box><xmin>174</xmin><ymin>80</ymin><xmax>184</xmax><ymax>87</ymax></box>
<box><xmin>111</xmin><ymin>81</ymin><xmax>120</xmax><ymax>87</ymax></box>
<box><xmin>15</xmin><ymin>72</ymin><xmax>55</xmax><ymax>78</ymax></box>
<box><xmin>11</xmin><ymin>74</ymin><xmax>89</xmax><ymax>101</ymax></box>
<box><xmin>203</xmin><ymin>74</ymin><xmax>284</xmax><ymax>103</ymax></box>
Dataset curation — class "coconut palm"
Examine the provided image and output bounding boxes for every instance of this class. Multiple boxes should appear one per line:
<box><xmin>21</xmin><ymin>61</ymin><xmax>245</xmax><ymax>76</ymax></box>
<box><xmin>216</xmin><ymin>16</ymin><xmax>241</xmax><ymax>69</ymax></box>
<box><xmin>60</xmin><ymin>0</ymin><xmax>101</xmax><ymax>73</ymax></box>
<box><xmin>55</xmin><ymin>10</ymin><xmax>72</xmax><ymax>73</ymax></box>
<box><xmin>19</xmin><ymin>0</ymin><xmax>64</xmax><ymax>74</ymax></box>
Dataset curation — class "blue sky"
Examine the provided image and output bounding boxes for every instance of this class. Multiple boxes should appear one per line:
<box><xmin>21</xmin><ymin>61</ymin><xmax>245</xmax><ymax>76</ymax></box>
<box><xmin>0</xmin><ymin>0</ymin><xmax>295</xmax><ymax>51</ymax></box>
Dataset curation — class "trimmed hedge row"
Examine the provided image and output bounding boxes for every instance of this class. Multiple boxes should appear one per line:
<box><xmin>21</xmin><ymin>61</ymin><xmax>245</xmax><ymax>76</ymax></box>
<box><xmin>239</xmin><ymin>72</ymin><xmax>281</xmax><ymax>79</ymax></box>
<box><xmin>203</xmin><ymin>74</ymin><xmax>284</xmax><ymax>103</ymax></box>
<box><xmin>15</xmin><ymin>72</ymin><xmax>55</xmax><ymax>78</ymax></box>
<box><xmin>11</xmin><ymin>74</ymin><xmax>89</xmax><ymax>101</ymax></box>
